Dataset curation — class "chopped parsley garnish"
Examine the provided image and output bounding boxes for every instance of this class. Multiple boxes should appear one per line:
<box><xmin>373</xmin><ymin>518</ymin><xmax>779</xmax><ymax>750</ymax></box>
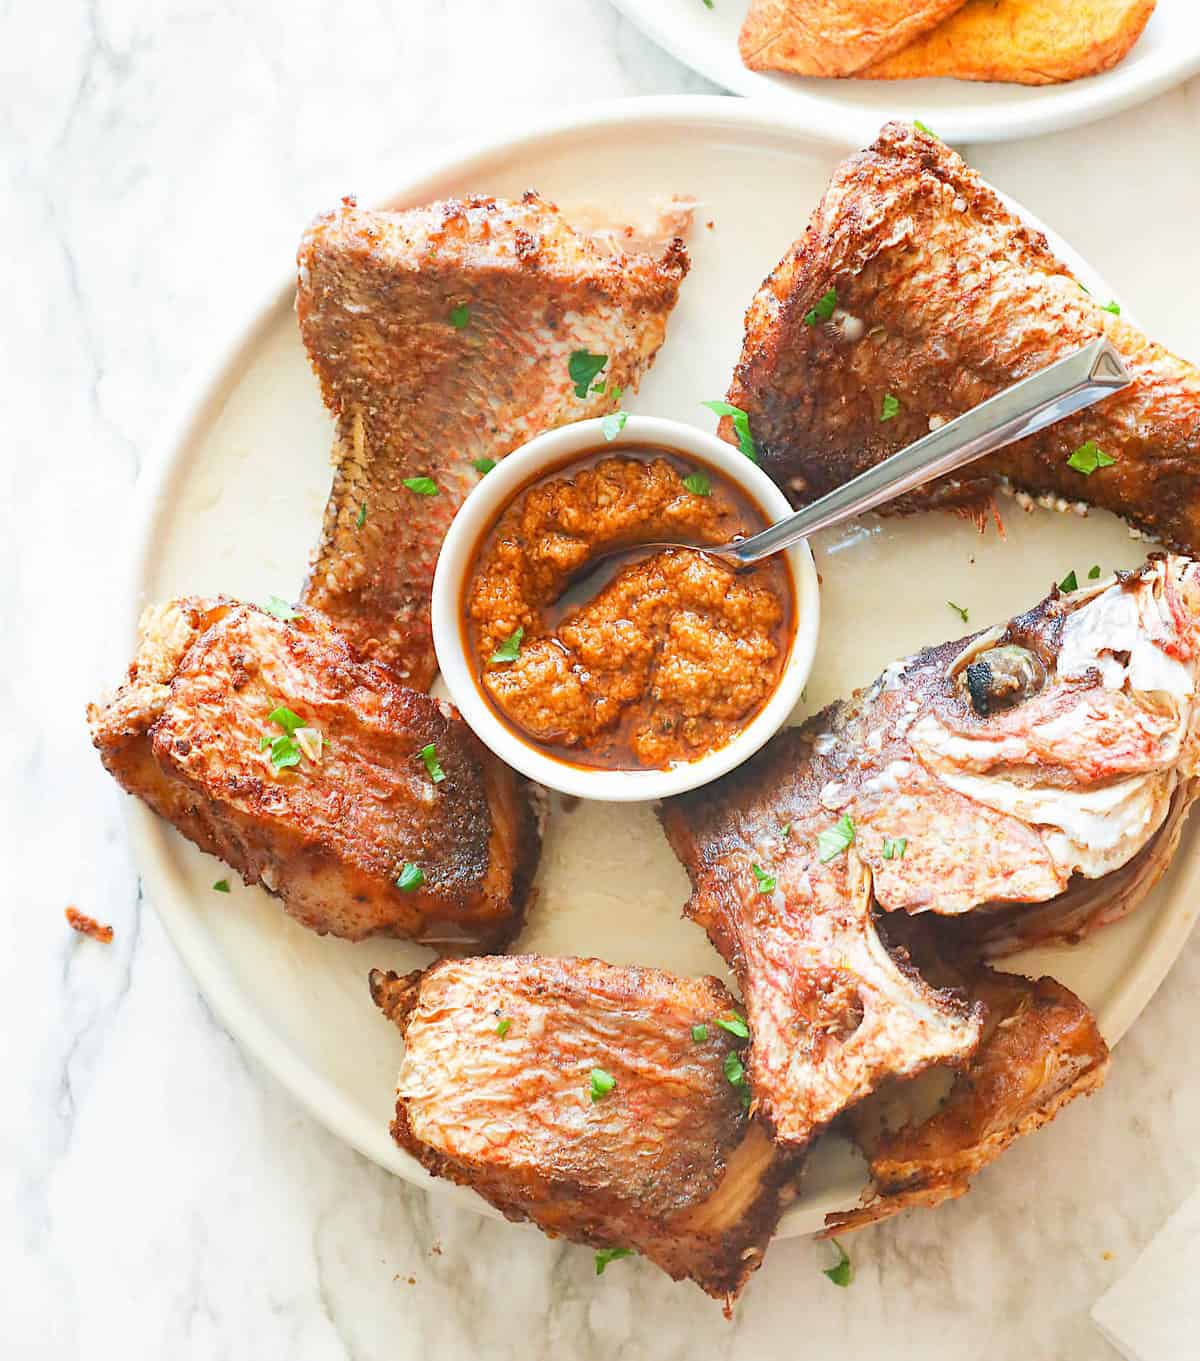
<box><xmin>472</xmin><ymin>457</ymin><xmax>497</xmax><ymax>475</ymax></box>
<box><xmin>1078</xmin><ymin>281</ymin><xmax>1092</xmax><ymax>296</ymax></box>
<box><xmin>691</xmin><ymin>1023</ymin><xmax>709</xmax><ymax>1043</ymax></box>
<box><xmin>396</xmin><ymin>862</ymin><xmax>424</xmax><ymax>892</ymax></box>
<box><xmin>490</xmin><ymin>626</ymin><xmax>524</xmax><ymax>664</ymax></box>
<box><xmin>589</xmin><ymin>1068</ymin><xmax>615</xmax><ymax>1102</ymax></box>
<box><xmin>804</xmin><ymin>287</ymin><xmax>838</xmax><ymax>326</ymax></box>
<box><xmin>496</xmin><ymin>1018</ymin><xmax>511</xmax><ymax>1038</ymax></box>
<box><xmin>595</xmin><ymin>1247</ymin><xmax>634</xmax><ymax>1275</ymax></box>
<box><xmin>356</xmin><ymin>502</ymin><xmax>367</xmax><ymax>529</ymax></box>
<box><xmin>1067</xmin><ymin>440</ymin><xmax>1116</xmax><ymax>475</ymax></box>
<box><xmin>212</xmin><ymin>879</ymin><xmax>231</xmax><ymax>893</ymax></box>
<box><xmin>682</xmin><ymin>472</ymin><xmax>711</xmax><ymax>496</ymax></box>
<box><xmin>419</xmin><ymin>743</ymin><xmax>446</xmax><ymax>784</ymax></box>
<box><xmin>882</xmin><ymin>836</ymin><xmax>907</xmax><ymax>861</ymax></box>
<box><xmin>449</xmin><ymin>303</ymin><xmax>470</xmax><ymax>329</ymax></box>
<box><xmin>601</xmin><ymin>410</ymin><xmax>628</xmax><ymax>441</ymax></box>
<box><xmin>824</xmin><ymin>1239</ymin><xmax>853</xmax><ymax>1288</ymax></box>
<box><xmin>1060</xmin><ymin>569</ymin><xmax>1079</xmax><ymax>593</ymax></box>
<box><xmin>715</xmin><ymin>1014</ymin><xmax>750</xmax><ymax>1040</ymax></box>
<box><xmin>947</xmin><ymin>600</ymin><xmax>969</xmax><ymax>624</ymax></box>
<box><xmin>880</xmin><ymin>393</ymin><xmax>901</xmax><ymax>422</ymax></box>
<box><xmin>569</xmin><ymin>350</ymin><xmax>608</xmax><ymax>398</ymax></box>
<box><xmin>259</xmin><ymin>735</ymin><xmax>271</xmax><ymax>751</ymax></box>
<box><xmin>402</xmin><ymin>476</ymin><xmax>439</xmax><ymax>496</ymax></box>
<box><xmin>1101</xmin><ymin>300</ymin><xmax>1121</xmax><ymax>316</ymax></box>
<box><xmin>269</xmin><ymin>705</ymin><xmax>305</xmax><ymax>735</ymax></box>
<box><xmin>702</xmin><ymin>400</ymin><xmax>757</xmax><ymax>462</ymax></box>
<box><xmin>1088</xmin><ymin>564</ymin><xmax>1102</xmax><ymax>579</ymax></box>
<box><xmin>723</xmin><ymin>1051</ymin><xmax>746</xmax><ymax>1086</ymax></box>
<box><xmin>266</xmin><ymin>735</ymin><xmax>302</xmax><ymax>771</ymax></box>
<box><xmin>262</xmin><ymin>595</ymin><xmax>299</xmax><ymax>621</ymax></box>
<box><xmin>817</xmin><ymin>814</ymin><xmax>856</xmax><ymax>864</ymax></box>
<box><xmin>751</xmin><ymin>864</ymin><xmax>776</xmax><ymax>894</ymax></box>
<box><xmin>779</xmin><ymin>823</ymin><xmax>791</xmax><ymax>839</ymax></box>
<box><xmin>913</xmin><ymin>119</ymin><xmax>938</xmax><ymax>139</ymax></box>
<box><xmin>700</xmin><ymin>0</ymin><xmax>713</xmax><ymax>8</ymax></box>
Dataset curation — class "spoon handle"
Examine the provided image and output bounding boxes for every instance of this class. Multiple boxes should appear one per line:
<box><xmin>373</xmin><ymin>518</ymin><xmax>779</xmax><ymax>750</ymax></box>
<box><xmin>730</xmin><ymin>338</ymin><xmax>1131</xmax><ymax>567</ymax></box>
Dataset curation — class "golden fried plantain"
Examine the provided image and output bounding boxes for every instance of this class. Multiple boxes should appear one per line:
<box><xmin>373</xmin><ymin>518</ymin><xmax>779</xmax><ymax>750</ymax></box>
<box><xmin>859</xmin><ymin>0</ymin><xmax>1157</xmax><ymax>84</ymax></box>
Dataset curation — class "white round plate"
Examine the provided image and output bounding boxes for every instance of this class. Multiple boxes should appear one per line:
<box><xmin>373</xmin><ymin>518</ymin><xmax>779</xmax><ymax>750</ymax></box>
<box><xmin>611</xmin><ymin>0</ymin><xmax>1200</xmax><ymax>144</ymax></box>
<box><xmin>124</xmin><ymin>97</ymin><xmax>1199</xmax><ymax>1238</ymax></box>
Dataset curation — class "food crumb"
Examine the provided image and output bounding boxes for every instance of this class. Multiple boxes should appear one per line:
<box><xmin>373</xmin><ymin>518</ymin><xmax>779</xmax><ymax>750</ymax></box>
<box><xmin>706</xmin><ymin>220</ymin><xmax>714</xmax><ymax>230</ymax></box>
<box><xmin>430</xmin><ymin>1242</ymin><xmax>443</xmax><ymax>1256</ymax></box>
<box><xmin>65</xmin><ymin>907</ymin><xmax>113</xmax><ymax>943</ymax></box>
<box><xmin>1102</xmin><ymin>1251</ymin><xmax>1113</xmax><ymax>1261</ymax></box>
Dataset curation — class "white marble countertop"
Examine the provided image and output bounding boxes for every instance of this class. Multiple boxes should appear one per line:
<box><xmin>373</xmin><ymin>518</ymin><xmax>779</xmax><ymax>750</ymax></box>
<box><xmin>7</xmin><ymin>3</ymin><xmax>1200</xmax><ymax>1357</ymax></box>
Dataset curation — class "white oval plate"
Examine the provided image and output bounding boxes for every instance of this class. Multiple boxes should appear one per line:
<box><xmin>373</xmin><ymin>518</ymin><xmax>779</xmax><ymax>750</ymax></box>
<box><xmin>611</xmin><ymin>0</ymin><xmax>1200</xmax><ymax>144</ymax></box>
<box><xmin>124</xmin><ymin>97</ymin><xmax>1200</xmax><ymax>1238</ymax></box>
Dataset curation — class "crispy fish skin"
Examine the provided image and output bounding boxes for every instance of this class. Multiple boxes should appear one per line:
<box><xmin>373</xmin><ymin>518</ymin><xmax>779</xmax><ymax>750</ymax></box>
<box><xmin>724</xmin><ymin>122</ymin><xmax>1200</xmax><ymax>548</ymax></box>
<box><xmin>826</xmin><ymin>964</ymin><xmax>1108</xmax><ymax>1231</ymax></box>
<box><xmin>660</xmin><ymin>555</ymin><xmax>1200</xmax><ymax>1144</ymax></box>
<box><xmin>370</xmin><ymin>957</ymin><xmax>801</xmax><ymax>1307</ymax></box>
<box><xmin>739</xmin><ymin>0</ymin><xmax>968</xmax><ymax>76</ymax></box>
<box><xmin>296</xmin><ymin>193</ymin><xmax>690</xmax><ymax>688</ymax></box>
<box><xmin>89</xmin><ymin>598</ymin><xmax>539</xmax><ymax>948</ymax></box>
<box><xmin>860</xmin><ymin>0</ymin><xmax>1157</xmax><ymax>84</ymax></box>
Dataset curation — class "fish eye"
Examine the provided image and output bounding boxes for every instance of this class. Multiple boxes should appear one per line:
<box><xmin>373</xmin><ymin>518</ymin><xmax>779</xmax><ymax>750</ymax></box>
<box><xmin>959</xmin><ymin>645</ymin><xmax>1045</xmax><ymax>717</ymax></box>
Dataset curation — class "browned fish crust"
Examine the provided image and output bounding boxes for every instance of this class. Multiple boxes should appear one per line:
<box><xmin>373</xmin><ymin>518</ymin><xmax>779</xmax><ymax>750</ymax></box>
<box><xmin>371</xmin><ymin>956</ymin><xmax>801</xmax><ymax>1306</ymax></box>
<box><xmin>825</xmin><ymin>964</ymin><xmax>1109</xmax><ymax>1232</ymax></box>
<box><xmin>88</xmin><ymin>597</ymin><xmax>539</xmax><ymax>948</ymax></box>
<box><xmin>296</xmin><ymin>192</ymin><xmax>690</xmax><ymax>689</ymax></box>
<box><xmin>725</xmin><ymin>122</ymin><xmax>1200</xmax><ymax>548</ymax></box>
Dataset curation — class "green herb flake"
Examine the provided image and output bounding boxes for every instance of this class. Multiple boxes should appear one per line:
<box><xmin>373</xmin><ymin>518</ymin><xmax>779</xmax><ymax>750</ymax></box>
<box><xmin>701</xmin><ymin>0</ymin><xmax>713</xmax><ymax>8</ymax></box>
<box><xmin>1067</xmin><ymin>440</ymin><xmax>1116</xmax><ymax>475</ymax></box>
<box><xmin>702</xmin><ymin>400</ymin><xmax>757</xmax><ymax>462</ymax></box>
<box><xmin>682</xmin><ymin>472</ymin><xmax>711</xmax><ymax>496</ymax></box>
<box><xmin>1088</xmin><ymin>564</ymin><xmax>1102</xmax><ymax>579</ymax></box>
<box><xmin>212</xmin><ymin>879</ymin><xmax>231</xmax><ymax>893</ymax></box>
<box><xmin>824</xmin><ymin>1239</ymin><xmax>853</xmax><ymax>1288</ymax></box>
<box><xmin>472</xmin><ymin>457</ymin><xmax>497</xmax><ymax>475</ymax></box>
<box><xmin>449</xmin><ymin>303</ymin><xmax>470</xmax><ymax>329</ymax></box>
<box><xmin>589</xmin><ymin>1067</ymin><xmax>616</xmax><ymax>1102</ymax></box>
<box><xmin>396</xmin><ymin>862</ymin><xmax>425</xmax><ymax>892</ymax></box>
<box><xmin>1060</xmin><ymin>570</ymin><xmax>1079</xmax><ymax>593</ymax></box>
<box><xmin>266</xmin><ymin>734</ymin><xmax>301</xmax><ymax>771</ymax></box>
<box><xmin>268</xmin><ymin>705</ymin><xmax>305</xmax><ymax>736</ymax></box>
<box><xmin>601</xmin><ymin>410</ymin><xmax>629</xmax><ymax>442</ymax></box>
<box><xmin>1101</xmin><ymin>300</ymin><xmax>1121</xmax><ymax>316</ymax></box>
<box><xmin>913</xmin><ymin>119</ymin><xmax>938</xmax><ymax>139</ymax></box>
<box><xmin>715</xmin><ymin>1014</ymin><xmax>750</xmax><ymax>1040</ymax></box>
<box><xmin>779</xmin><ymin>823</ymin><xmax>791</xmax><ymax>839</ymax></box>
<box><xmin>723</xmin><ymin>1051</ymin><xmax>746</xmax><ymax>1087</ymax></box>
<box><xmin>402</xmin><ymin>476</ymin><xmax>439</xmax><ymax>496</ymax></box>
<box><xmin>419</xmin><ymin>743</ymin><xmax>446</xmax><ymax>784</ymax></box>
<box><xmin>803</xmin><ymin>287</ymin><xmax>838</xmax><ymax>326</ymax></box>
<box><xmin>262</xmin><ymin>595</ymin><xmax>299</xmax><ymax>621</ymax></box>
<box><xmin>882</xmin><ymin>836</ymin><xmax>907</xmax><ymax>861</ymax></box>
<box><xmin>595</xmin><ymin>1247</ymin><xmax>634</xmax><ymax>1275</ymax></box>
<box><xmin>880</xmin><ymin>393</ymin><xmax>901</xmax><ymax>423</ymax></box>
<box><xmin>258</xmin><ymin>734</ymin><xmax>272</xmax><ymax>751</ymax></box>
<box><xmin>947</xmin><ymin>600</ymin><xmax>969</xmax><ymax>624</ymax></box>
<box><xmin>569</xmin><ymin>350</ymin><xmax>608</xmax><ymax>399</ymax></box>
<box><xmin>356</xmin><ymin>502</ymin><xmax>367</xmax><ymax>529</ymax></box>
<box><xmin>691</xmin><ymin>1023</ymin><xmax>709</xmax><ymax>1043</ymax></box>
<box><xmin>751</xmin><ymin>864</ymin><xmax>776</xmax><ymax>894</ymax></box>
<box><xmin>817</xmin><ymin>813</ymin><xmax>856</xmax><ymax>864</ymax></box>
<box><xmin>495</xmin><ymin>1018</ymin><xmax>511</xmax><ymax>1038</ymax></box>
<box><xmin>490</xmin><ymin>626</ymin><xmax>524</xmax><ymax>664</ymax></box>
<box><xmin>1078</xmin><ymin>280</ymin><xmax>1092</xmax><ymax>296</ymax></box>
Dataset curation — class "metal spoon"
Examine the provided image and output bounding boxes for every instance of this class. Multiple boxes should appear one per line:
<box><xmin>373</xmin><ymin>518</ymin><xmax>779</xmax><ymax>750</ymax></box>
<box><xmin>612</xmin><ymin>338</ymin><xmax>1131</xmax><ymax>573</ymax></box>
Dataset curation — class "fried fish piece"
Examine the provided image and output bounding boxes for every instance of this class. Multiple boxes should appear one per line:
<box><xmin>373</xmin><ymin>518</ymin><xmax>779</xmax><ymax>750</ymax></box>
<box><xmin>723</xmin><ymin>122</ymin><xmax>1200</xmax><ymax>549</ymax></box>
<box><xmin>370</xmin><ymin>956</ymin><xmax>801</xmax><ymax>1308</ymax></box>
<box><xmin>88</xmin><ymin>597</ymin><xmax>539</xmax><ymax>948</ymax></box>
<box><xmin>296</xmin><ymin>192</ymin><xmax>691</xmax><ymax>688</ymax></box>
<box><xmin>660</xmin><ymin>555</ymin><xmax>1200</xmax><ymax>1144</ymax></box>
<box><xmin>825</xmin><ymin>962</ymin><xmax>1108</xmax><ymax>1231</ymax></box>
<box><xmin>860</xmin><ymin>0</ymin><xmax>1156</xmax><ymax>84</ymax></box>
<box><xmin>739</xmin><ymin>0</ymin><xmax>968</xmax><ymax>76</ymax></box>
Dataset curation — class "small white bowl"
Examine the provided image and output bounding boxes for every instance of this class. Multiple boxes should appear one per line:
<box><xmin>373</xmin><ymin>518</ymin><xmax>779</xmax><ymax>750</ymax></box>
<box><xmin>431</xmin><ymin>415</ymin><xmax>820</xmax><ymax>801</ymax></box>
